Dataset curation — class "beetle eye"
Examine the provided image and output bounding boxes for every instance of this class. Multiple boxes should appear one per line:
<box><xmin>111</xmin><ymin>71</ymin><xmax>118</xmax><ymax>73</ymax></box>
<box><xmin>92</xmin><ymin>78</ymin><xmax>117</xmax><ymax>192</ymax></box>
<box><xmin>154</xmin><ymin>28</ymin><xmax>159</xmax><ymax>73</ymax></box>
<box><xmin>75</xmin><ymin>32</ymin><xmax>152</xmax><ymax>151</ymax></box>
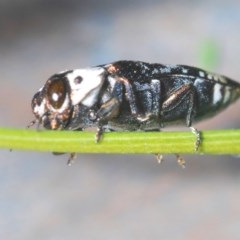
<box><xmin>47</xmin><ymin>78</ymin><xmax>67</xmax><ymax>109</ymax></box>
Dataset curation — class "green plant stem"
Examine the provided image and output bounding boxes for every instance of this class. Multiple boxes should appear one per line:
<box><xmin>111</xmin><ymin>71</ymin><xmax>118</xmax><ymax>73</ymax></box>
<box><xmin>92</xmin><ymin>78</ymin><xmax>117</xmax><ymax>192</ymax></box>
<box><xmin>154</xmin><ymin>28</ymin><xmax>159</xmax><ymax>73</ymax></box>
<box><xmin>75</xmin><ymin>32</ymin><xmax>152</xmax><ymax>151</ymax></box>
<box><xmin>0</xmin><ymin>128</ymin><xmax>240</xmax><ymax>155</ymax></box>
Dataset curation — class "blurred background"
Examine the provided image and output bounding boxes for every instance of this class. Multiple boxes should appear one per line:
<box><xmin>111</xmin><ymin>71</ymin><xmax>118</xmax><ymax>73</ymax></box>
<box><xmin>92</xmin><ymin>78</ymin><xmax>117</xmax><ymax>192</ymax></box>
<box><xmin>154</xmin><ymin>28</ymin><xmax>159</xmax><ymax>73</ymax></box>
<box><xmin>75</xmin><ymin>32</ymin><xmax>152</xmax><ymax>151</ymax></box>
<box><xmin>1</xmin><ymin>0</ymin><xmax>240</xmax><ymax>239</ymax></box>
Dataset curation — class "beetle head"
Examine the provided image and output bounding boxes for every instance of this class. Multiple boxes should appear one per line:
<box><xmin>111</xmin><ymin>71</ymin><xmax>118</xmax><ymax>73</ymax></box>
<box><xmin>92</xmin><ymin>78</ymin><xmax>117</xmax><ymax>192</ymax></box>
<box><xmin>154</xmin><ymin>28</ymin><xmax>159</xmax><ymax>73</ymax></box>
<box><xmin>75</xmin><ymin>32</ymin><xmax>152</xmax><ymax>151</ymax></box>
<box><xmin>31</xmin><ymin>67</ymin><xmax>106</xmax><ymax>130</ymax></box>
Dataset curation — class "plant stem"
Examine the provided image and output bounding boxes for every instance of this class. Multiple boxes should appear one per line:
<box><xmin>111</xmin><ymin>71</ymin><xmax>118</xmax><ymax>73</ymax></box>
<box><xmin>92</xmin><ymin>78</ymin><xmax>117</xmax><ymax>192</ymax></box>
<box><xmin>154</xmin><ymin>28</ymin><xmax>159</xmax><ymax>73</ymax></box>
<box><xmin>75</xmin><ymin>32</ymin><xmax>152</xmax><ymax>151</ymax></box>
<box><xmin>0</xmin><ymin>128</ymin><xmax>240</xmax><ymax>155</ymax></box>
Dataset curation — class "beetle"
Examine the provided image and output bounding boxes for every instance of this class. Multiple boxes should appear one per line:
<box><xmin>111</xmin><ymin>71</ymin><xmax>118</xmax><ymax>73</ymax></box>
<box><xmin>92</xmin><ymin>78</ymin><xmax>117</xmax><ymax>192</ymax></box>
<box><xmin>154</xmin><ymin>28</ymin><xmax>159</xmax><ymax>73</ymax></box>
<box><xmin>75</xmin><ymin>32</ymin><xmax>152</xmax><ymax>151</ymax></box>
<box><xmin>30</xmin><ymin>60</ymin><xmax>240</xmax><ymax>164</ymax></box>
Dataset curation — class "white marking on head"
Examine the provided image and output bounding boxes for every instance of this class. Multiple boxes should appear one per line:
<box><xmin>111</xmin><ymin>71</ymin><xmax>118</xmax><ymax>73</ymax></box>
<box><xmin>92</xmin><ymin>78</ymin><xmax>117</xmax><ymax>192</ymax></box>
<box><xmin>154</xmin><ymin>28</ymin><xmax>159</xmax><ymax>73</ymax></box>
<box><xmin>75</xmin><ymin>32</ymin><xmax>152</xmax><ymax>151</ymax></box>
<box><xmin>66</xmin><ymin>67</ymin><xmax>105</xmax><ymax>107</ymax></box>
<box><xmin>213</xmin><ymin>83</ymin><xmax>222</xmax><ymax>104</ymax></box>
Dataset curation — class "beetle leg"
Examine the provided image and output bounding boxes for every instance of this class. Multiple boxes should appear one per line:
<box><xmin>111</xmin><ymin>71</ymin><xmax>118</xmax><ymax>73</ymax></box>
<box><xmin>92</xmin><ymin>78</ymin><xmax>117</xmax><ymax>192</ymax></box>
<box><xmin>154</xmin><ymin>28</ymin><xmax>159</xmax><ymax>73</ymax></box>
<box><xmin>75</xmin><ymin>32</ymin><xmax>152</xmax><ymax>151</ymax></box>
<box><xmin>97</xmin><ymin>98</ymin><xmax>120</xmax><ymax>121</ymax></box>
<box><xmin>111</xmin><ymin>81</ymin><xmax>124</xmax><ymax>102</ymax></box>
<box><xmin>115</xmin><ymin>76</ymin><xmax>138</xmax><ymax>115</ymax></box>
<box><xmin>175</xmin><ymin>154</ymin><xmax>186</xmax><ymax>168</ymax></box>
<box><xmin>150</xmin><ymin>79</ymin><xmax>161</xmax><ymax>117</ymax></box>
<box><xmin>156</xmin><ymin>154</ymin><xmax>163</xmax><ymax>164</ymax></box>
<box><xmin>27</xmin><ymin>119</ymin><xmax>37</xmax><ymax>128</ymax></box>
<box><xmin>94</xmin><ymin>77</ymin><xmax>135</xmax><ymax>142</ymax></box>
<box><xmin>190</xmin><ymin>126</ymin><xmax>201</xmax><ymax>151</ymax></box>
<box><xmin>162</xmin><ymin>83</ymin><xmax>192</xmax><ymax>110</ymax></box>
<box><xmin>134</xmin><ymin>80</ymin><xmax>161</xmax><ymax>125</ymax></box>
<box><xmin>67</xmin><ymin>152</ymin><xmax>77</xmax><ymax>166</ymax></box>
<box><xmin>95</xmin><ymin>125</ymin><xmax>104</xmax><ymax>143</ymax></box>
<box><xmin>162</xmin><ymin>83</ymin><xmax>196</xmax><ymax>125</ymax></box>
<box><xmin>95</xmin><ymin>97</ymin><xmax>120</xmax><ymax>142</ymax></box>
<box><xmin>162</xmin><ymin>83</ymin><xmax>201</xmax><ymax>150</ymax></box>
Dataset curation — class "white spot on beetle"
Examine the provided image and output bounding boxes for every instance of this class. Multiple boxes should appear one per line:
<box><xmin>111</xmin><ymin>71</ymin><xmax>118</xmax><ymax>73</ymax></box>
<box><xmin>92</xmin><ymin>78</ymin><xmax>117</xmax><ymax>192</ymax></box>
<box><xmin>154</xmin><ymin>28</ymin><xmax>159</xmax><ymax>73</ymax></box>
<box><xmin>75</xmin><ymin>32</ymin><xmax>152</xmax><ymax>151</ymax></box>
<box><xmin>181</xmin><ymin>68</ymin><xmax>188</xmax><ymax>74</ymax></box>
<box><xmin>199</xmin><ymin>71</ymin><xmax>205</xmax><ymax>78</ymax></box>
<box><xmin>218</xmin><ymin>76</ymin><xmax>228</xmax><ymax>84</ymax></box>
<box><xmin>160</xmin><ymin>65</ymin><xmax>178</xmax><ymax>74</ymax></box>
<box><xmin>151</xmin><ymin>79</ymin><xmax>160</xmax><ymax>84</ymax></box>
<box><xmin>223</xmin><ymin>86</ymin><xmax>231</xmax><ymax>104</ymax></box>
<box><xmin>213</xmin><ymin>83</ymin><xmax>222</xmax><ymax>104</ymax></box>
<box><xmin>207</xmin><ymin>74</ymin><xmax>213</xmax><ymax>80</ymax></box>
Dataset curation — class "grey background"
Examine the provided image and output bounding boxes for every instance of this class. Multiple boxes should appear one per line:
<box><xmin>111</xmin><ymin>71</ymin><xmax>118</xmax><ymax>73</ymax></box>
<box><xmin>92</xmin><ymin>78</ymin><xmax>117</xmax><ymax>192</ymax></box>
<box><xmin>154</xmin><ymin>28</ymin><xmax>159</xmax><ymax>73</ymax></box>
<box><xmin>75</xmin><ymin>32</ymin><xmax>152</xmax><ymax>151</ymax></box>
<box><xmin>1</xmin><ymin>0</ymin><xmax>240</xmax><ymax>239</ymax></box>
